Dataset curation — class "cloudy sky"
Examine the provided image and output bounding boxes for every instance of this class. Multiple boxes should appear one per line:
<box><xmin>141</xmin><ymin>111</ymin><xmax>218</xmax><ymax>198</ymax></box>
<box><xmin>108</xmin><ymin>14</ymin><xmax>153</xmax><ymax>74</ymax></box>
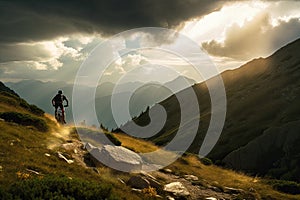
<box><xmin>0</xmin><ymin>0</ymin><xmax>300</xmax><ymax>84</ymax></box>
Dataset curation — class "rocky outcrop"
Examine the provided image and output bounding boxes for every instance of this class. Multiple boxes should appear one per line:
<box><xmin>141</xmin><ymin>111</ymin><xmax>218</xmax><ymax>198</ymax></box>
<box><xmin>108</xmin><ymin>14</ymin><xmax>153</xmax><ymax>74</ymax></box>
<box><xmin>223</xmin><ymin>120</ymin><xmax>300</xmax><ymax>175</ymax></box>
<box><xmin>86</xmin><ymin>143</ymin><xmax>143</xmax><ymax>172</ymax></box>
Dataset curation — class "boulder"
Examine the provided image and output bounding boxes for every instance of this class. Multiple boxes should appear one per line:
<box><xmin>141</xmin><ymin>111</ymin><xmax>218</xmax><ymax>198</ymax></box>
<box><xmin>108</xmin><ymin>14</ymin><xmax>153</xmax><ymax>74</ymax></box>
<box><xmin>164</xmin><ymin>182</ymin><xmax>190</xmax><ymax>197</ymax></box>
<box><xmin>140</xmin><ymin>172</ymin><xmax>162</xmax><ymax>191</ymax></box>
<box><xmin>127</xmin><ymin>175</ymin><xmax>150</xmax><ymax>189</ymax></box>
<box><xmin>87</xmin><ymin>143</ymin><xmax>143</xmax><ymax>172</ymax></box>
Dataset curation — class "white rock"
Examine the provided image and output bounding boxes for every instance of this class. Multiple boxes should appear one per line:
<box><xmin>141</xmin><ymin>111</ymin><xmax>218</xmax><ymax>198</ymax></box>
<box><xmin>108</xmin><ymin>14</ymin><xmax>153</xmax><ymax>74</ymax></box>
<box><xmin>57</xmin><ymin>152</ymin><xmax>74</xmax><ymax>164</ymax></box>
<box><xmin>164</xmin><ymin>182</ymin><xmax>190</xmax><ymax>197</ymax></box>
<box><xmin>184</xmin><ymin>174</ymin><xmax>199</xmax><ymax>181</ymax></box>
<box><xmin>88</xmin><ymin>144</ymin><xmax>143</xmax><ymax>172</ymax></box>
<box><xmin>162</xmin><ymin>168</ymin><xmax>173</xmax><ymax>173</ymax></box>
<box><xmin>206</xmin><ymin>197</ymin><xmax>217</xmax><ymax>200</ymax></box>
<box><xmin>85</xmin><ymin>142</ymin><xmax>95</xmax><ymax>151</ymax></box>
<box><xmin>166</xmin><ymin>196</ymin><xmax>175</xmax><ymax>200</ymax></box>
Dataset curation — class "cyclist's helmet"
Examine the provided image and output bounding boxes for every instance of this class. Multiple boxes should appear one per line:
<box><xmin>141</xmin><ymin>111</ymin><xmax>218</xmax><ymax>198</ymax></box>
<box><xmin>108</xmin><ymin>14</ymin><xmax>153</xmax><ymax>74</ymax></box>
<box><xmin>58</xmin><ymin>90</ymin><xmax>63</xmax><ymax>94</ymax></box>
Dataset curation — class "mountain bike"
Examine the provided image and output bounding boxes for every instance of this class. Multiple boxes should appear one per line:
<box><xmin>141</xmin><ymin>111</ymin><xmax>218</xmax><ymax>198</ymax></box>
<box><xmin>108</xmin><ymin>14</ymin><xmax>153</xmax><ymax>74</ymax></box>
<box><xmin>55</xmin><ymin>105</ymin><xmax>67</xmax><ymax>124</ymax></box>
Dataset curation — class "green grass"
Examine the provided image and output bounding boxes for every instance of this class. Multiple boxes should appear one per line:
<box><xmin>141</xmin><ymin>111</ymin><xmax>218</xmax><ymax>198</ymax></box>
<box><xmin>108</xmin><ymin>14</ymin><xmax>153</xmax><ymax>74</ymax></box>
<box><xmin>0</xmin><ymin>112</ymin><xmax>48</xmax><ymax>132</ymax></box>
<box><xmin>0</xmin><ymin>175</ymin><xmax>118</xmax><ymax>200</ymax></box>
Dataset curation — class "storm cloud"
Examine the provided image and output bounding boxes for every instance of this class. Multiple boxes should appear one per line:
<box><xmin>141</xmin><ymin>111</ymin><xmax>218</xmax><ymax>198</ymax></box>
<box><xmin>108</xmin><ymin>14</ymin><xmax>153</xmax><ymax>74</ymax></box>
<box><xmin>0</xmin><ymin>0</ymin><xmax>224</xmax><ymax>43</ymax></box>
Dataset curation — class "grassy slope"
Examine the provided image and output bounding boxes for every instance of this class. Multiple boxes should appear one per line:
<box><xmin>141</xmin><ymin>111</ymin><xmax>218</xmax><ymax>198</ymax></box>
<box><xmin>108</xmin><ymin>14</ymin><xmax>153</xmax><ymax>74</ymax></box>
<box><xmin>0</xmin><ymin>92</ymin><xmax>142</xmax><ymax>199</ymax></box>
<box><xmin>1</xmin><ymin>85</ymin><xmax>300</xmax><ymax>199</ymax></box>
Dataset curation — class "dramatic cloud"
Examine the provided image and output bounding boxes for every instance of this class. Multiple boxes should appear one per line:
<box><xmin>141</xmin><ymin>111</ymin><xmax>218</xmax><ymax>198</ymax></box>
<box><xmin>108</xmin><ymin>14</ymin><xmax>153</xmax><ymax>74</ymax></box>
<box><xmin>1</xmin><ymin>1</ymin><xmax>300</xmax><ymax>83</ymax></box>
<box><xmin>202</xmin><ymin>13</ymin><xmax>300</xmax><ymax>60</ymax></box>
<box><xmin>0</xmin><ymin>38</ymin><xmax>85</xmax><ymax>70</ymax></box>
<box><xmin>0</xmin><ymin>0</ymin><xmax>224</xmax><ymax>44</ymax></box>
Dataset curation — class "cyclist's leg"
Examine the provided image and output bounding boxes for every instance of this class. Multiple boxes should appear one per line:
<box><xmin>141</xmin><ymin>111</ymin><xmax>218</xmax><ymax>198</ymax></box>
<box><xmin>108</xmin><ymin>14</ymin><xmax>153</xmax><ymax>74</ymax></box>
<box><xmin>60</xmin><ymin>104</ymin><xmax>66</xmax><ymax>123</ymax></box>
<box><xmin>54</xmin><ymin>105</ymin><xmax>58</xmax><ymax>117</ymax></box>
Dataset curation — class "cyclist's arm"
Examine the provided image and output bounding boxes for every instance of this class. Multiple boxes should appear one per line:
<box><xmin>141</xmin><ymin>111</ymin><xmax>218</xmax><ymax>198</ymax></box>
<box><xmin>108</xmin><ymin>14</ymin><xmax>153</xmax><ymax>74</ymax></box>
<box><xmin>51</xmin><ymin>97</ymin><xmax>55</xmax><ymax>106</ymax></box>
<box><xmin>63</xmin><ymin>95</ymin><xmax>69</xmax><ymax>106</ymax></box>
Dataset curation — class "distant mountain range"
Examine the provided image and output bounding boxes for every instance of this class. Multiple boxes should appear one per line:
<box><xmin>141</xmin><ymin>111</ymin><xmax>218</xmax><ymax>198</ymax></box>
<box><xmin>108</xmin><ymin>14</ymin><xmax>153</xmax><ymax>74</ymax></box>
<box><xmin>6</xmin><ymin>76</ymin><xmax>195</xmax><ymax>129</ymax></box>
<box><xmin>130</xmin><ymin>38</ymin><xmax>300</xmax><ymax>182</ymax></box>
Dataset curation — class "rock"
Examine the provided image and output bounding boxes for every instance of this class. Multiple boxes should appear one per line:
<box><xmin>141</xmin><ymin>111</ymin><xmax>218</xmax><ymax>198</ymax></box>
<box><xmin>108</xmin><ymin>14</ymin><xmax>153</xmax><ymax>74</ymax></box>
<box><xmin>87</xmin><ymin>144</ymin><xmax>143</xmax><ymax>172</ymax></box>
<box><xmin>223</xmin><ymin>186</ymin><xmax>244</xmax><ymax>194</ymax></box>
<box><xmin>142</xmin><ymin>163</ymin><xmax>164</xmax><ymax>171</ymax></box>
<box><xmin>131</xmin><ymin>188</ymin><xmax>142</xmax><ymax>193</ymax></box>
<box><xmin>206</xmin><ymin>197</ymin><xmax>217</xmax><ymax>200</ymax></box>
<box><xmin>184</xmin><ymin>174</ymin><xmax>199</xmax><ymax>181</ymax></box>
<box><xmin>44</xmin><ymin>153</ymin><xmax>51</xmax><ymax>157</ymax></box>
<box><xmin>208</xmin><ymin>185</ymin><xmax>223</xmax><ymax>193</ymax></box>
<box><xmin>161</xmin><ymin>168</ymin><xmax>173</xmax><ymax>174</ymax></box>
<box><xmin>85</xmin><ymin>143</ymin><xmax>95</xmax><ymax>151</ymax></box>
<box><xmin>127</xmin><ymin>175</ymin><xmax>150</xmax><ymax>189</ymax></box>
<box><xmin>26</xmin><ymin>169</ymin><xmax>39</xmax><ymax>175</ymax></box>
<box><xmin>118</xmin><ymin>178</ymin><xmax>126</xmax><ymax>185</ymax></box>
<box><xmin>164</xmin><ymin>182</ymin><xmax>190</xmax><ymax>197</ymax></box>
<box><xmin>140</xmin><ymin>172</ymin><xmax>162</xmax><ymax>191</ymax></box>
<box><xmin>0</xmin><ymin>166</ymin><xmax>2</xmax><ymax>172</ymax></box>
<box><xmin>92</xmin><ymin>167</ymin><xmax>99</xmax><ymax>174</ymax></box>
<box><xmin>62</xmin><ymin>143</ymin><xmax>76</xmax><ymax>151</ymax></box>
<box><xmin>57</xmin><ymin>152</ymin><xmax>74</xmax><ymax>164</ymax></box>
<box><xmin>166</xmin><ymin>196</ymin><xmax>175</xmax><ymax>200</ymax></box>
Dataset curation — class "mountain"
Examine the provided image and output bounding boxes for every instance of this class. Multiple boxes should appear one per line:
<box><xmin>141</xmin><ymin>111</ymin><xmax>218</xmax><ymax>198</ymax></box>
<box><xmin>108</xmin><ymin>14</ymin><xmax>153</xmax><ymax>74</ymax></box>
<box><xmin>1</xmin><ymin>82</ymin><xmax>299</xmax><ymax>199</ymax></box>
<box><xmin>130</xmin><ymin>38</ymin><xmax>300</xmax><ymax>182</ymax></box>
<box><xmin>0</xmin><ymin>81</ymin><xmax>19</xmax><ymax>97</ymax></box>
<box><xmin>95</xmin><ymin>76</ymin><xmax>195</xmax><ymax>129</ymax></box>
<box><xmin>7</xmin><ymin>76</ymin><xmax>195</xmax><ymax>129</ymax></box>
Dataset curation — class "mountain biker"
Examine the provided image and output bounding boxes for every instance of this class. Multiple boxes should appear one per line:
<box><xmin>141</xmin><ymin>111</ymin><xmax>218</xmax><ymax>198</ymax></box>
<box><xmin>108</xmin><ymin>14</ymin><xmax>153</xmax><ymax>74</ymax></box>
<box><xmin>52</xmin><ymin>90</ymin><xmax>69</xmax><ymax>124</ymax></box>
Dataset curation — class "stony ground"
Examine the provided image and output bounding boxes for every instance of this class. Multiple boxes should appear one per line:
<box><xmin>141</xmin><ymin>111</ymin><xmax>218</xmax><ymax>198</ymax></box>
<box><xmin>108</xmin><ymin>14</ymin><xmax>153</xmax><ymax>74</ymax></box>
<box><xmin>54</xmin><ymin>128</ymin><xmax>254</xmax><ymax>200</ymax></box>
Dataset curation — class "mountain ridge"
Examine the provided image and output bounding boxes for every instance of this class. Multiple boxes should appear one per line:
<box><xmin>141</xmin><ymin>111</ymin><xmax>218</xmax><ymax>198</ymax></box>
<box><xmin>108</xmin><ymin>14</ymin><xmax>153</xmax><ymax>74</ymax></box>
<box><xmin>130</xmin><ymin>37</ymin><xmax>300</xmax><ymax>181</ymax></box>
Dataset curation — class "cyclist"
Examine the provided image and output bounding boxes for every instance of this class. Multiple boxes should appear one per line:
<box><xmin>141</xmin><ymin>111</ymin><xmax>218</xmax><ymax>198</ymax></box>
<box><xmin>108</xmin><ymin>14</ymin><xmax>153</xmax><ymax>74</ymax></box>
<box><xmin>52</xmin><ymin>90</ymin><xmax>69</xmax><ymax>123</ymax></box>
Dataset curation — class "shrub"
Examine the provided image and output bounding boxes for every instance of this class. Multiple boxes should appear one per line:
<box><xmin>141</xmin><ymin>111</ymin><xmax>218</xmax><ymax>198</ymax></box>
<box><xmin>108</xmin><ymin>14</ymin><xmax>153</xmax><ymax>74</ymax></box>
<box><xmin>105</xmin><ymin>132</ymin><xmax>122</xmax><ymax>146</ymax></box>
<box><xmin>269</xmin><ymin>179</ymin><xmax>300</xmax><ymax>195</ymax></box>
<box><xmin>142</xmin><ymin>187</ymin><xmax>157</xmax><ymax>197</ymax></box>
<box><xmin>0</xmin><ymin>187</ymin><xmax>12</xmax><ymax>200</ymax></box>
<box><xmin>0</xmin><ymin>94</ymin><xmax>18</xmax><ymax>107</ymax></box>
<box><xmin>0</xmin><ymin>91</ymin><xmax>44</xmax><ymax>116</ymax></box>
<box><xmin>28</xmin><ymin>104</ymin><xmax>45</xmax><ymax>116</ymax></box>
<box><xmin>0</xmin><ymin>91</ymin><xmax>19</xmax><ymax>99</ymax></box>
<box><xmin>200</xmin><ymin>157</ymin><xmax>213</xmax><ymax>166</ymax></box>
<box><xmin>0</xmin><ymin>112</ymin><xmax>48</xmax><ymax>132</ymax></box>
<box><xmin>19</xmin><ymin>99</ymin><xmax>45</xmax><ymax>116</ymax></box>
<box><xmin>1</xmin><ymin>176</ymin><xmax>118</xmax><ymax>200</ymax></box>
